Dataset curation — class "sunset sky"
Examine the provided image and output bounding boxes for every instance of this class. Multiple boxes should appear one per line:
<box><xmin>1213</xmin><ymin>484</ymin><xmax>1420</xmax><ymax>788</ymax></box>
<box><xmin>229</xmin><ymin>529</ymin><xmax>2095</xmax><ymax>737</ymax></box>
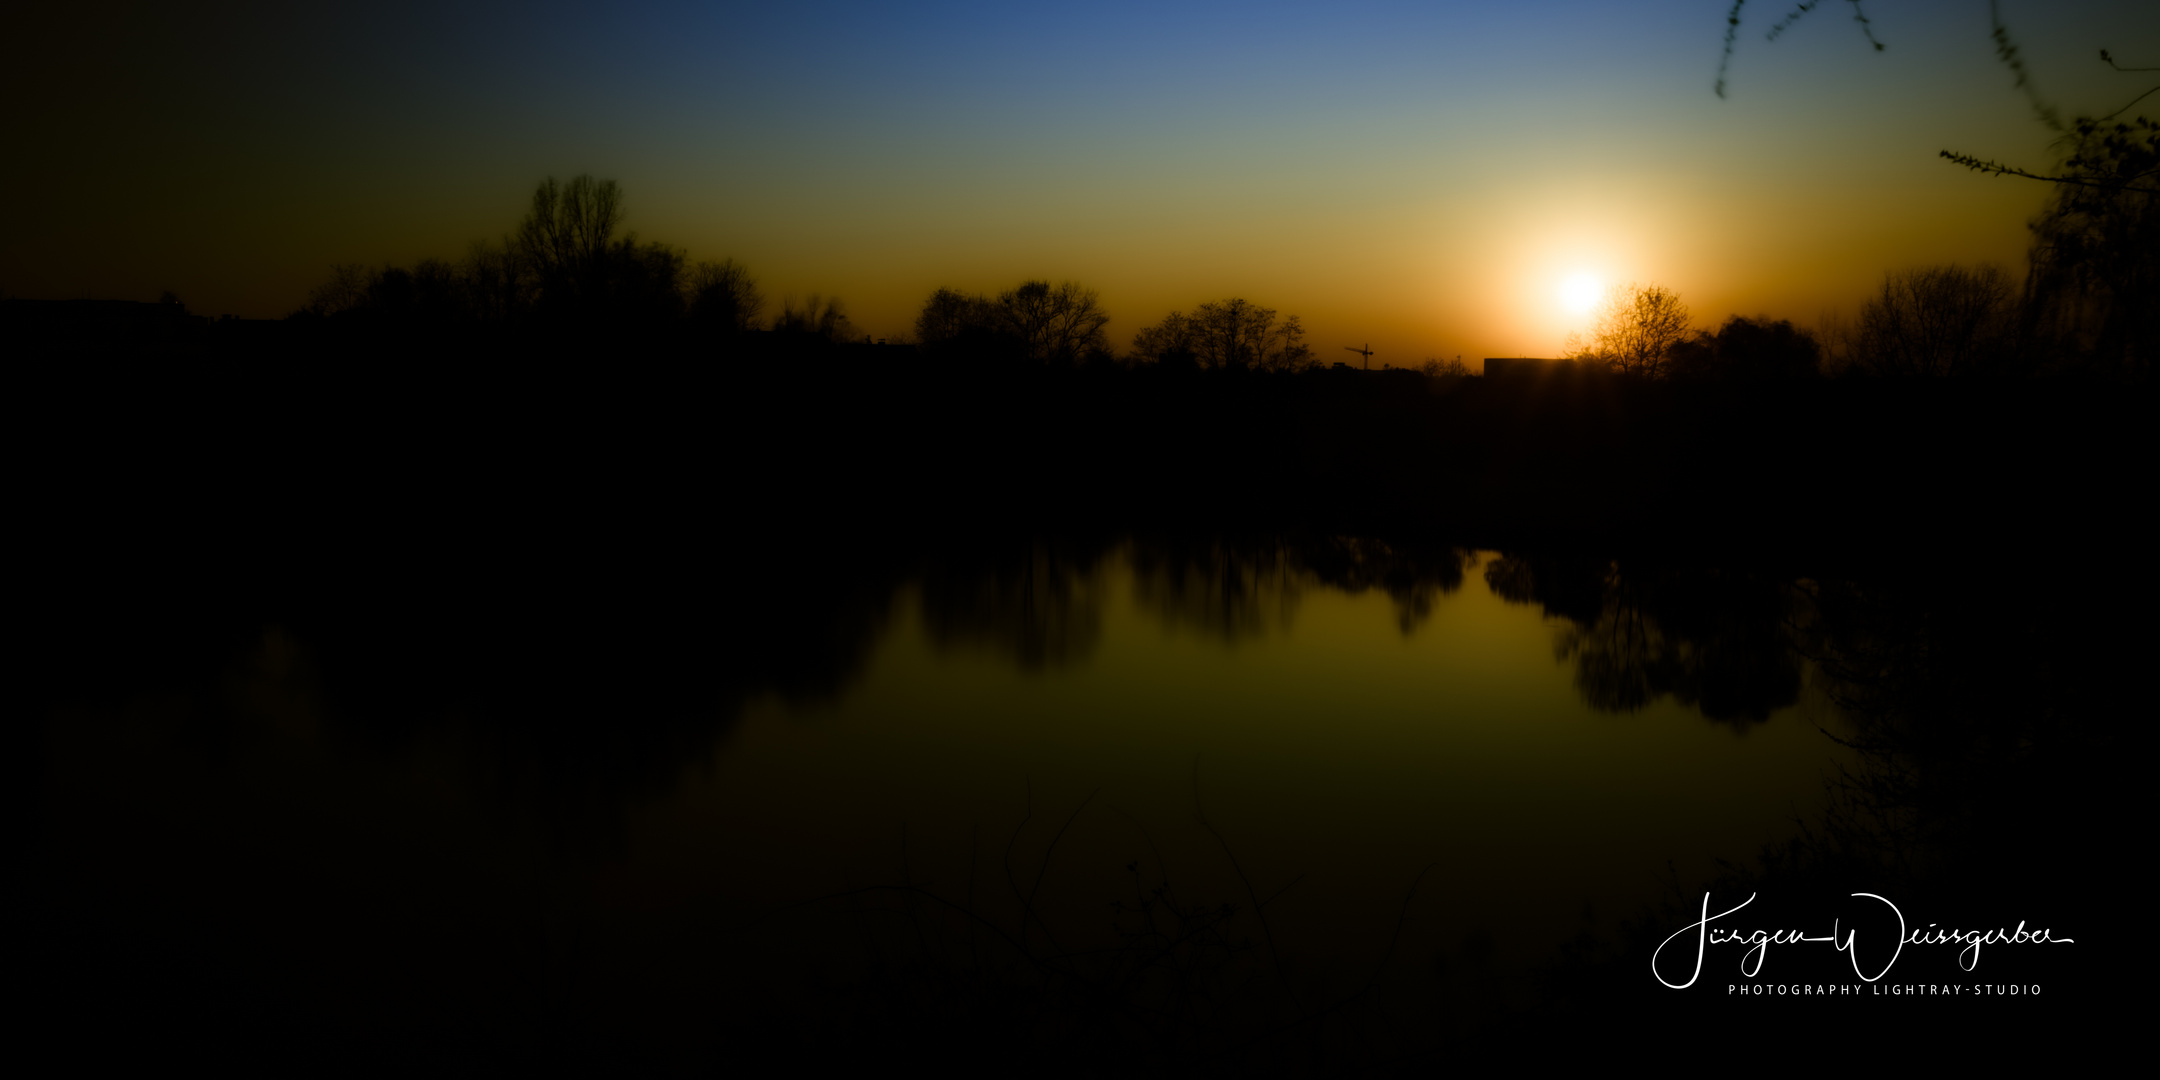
<box><xmin>6</xmin><ymin>1</ymin><xmax>2155</xmax><ymax>362</ymax></box>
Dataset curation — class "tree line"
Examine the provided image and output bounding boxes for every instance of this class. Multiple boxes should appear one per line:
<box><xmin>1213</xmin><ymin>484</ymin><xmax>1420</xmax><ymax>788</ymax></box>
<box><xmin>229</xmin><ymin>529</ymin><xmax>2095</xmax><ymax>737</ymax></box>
<box><xmin>1695</xmin><ymin>4</ymin><xmax>2158</xmax><ymax>380</ymax></box>
<box><xmin>291</xmin><ymin>114</ymin><xmax>2149</xmax><ymax>382</ymax></box>
<box><xmin>291</xmin><ymin>175</ymin><xmax>1345</xmax><ymax>375</ymax></box>
<box><xmin>1569</xmin><ymin>244</ymin><xmax>2141</xmax><ymax>384</ymax></box>
<box><xmin>296</xmin><ymin>175</ymin><xmax>782</xmax><ymax>342</ymax></box>
<box><xmin>1566</xmin><ymin>110</ymin><xmax>2152</xmax><ymax>384</ymax></box>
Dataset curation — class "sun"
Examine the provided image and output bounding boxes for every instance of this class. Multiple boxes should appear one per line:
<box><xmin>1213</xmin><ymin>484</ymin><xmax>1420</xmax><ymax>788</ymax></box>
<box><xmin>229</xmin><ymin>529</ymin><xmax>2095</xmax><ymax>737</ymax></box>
<box><xmin>1560</xmin><ymin>273</ymin><xmax>1602</xmax><ymax>316</ymax></box>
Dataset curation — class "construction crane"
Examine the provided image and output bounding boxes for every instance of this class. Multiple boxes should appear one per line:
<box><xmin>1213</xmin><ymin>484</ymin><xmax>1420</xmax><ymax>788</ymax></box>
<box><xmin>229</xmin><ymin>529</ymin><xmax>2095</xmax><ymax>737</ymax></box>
<box><xmin>1344</xmin><ymin>344</ymin><xmax>1375</xmax><ymax>370</ymax></box>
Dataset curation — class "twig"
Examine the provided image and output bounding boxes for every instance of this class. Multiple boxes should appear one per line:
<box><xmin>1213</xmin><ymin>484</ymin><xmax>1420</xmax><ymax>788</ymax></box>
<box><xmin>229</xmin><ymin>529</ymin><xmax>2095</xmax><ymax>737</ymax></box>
<box><xmin>1937</xmin><ymin>150</ymin><xmax>2160</xmax><ymax>194</ymax></box>
<box><xmin>899</xmin><ymin>820</ymin><xmax>931</xmax><ymax>960</ymax></box>
<box><xmin>1002</xmin><ymin>777</ymin><xmax>1035</xmax><ymax>944</ymax></box>
<box><xmin>1235</xmin><ymin>862</ymin><xmax>1440</xmax><ymax>1056</ymax></box>
<box><xmin>966</xmin><ymin>822</ymin><xmax>980</xmax><ymax>973</ymax></box>
<box><xmin>1990</xmin><ymin>0</ymin><xmax>2062</xmax><ymax>132</ymax></box>
<box><xmin>1022</xmin><ymin>787</ymin><xmax>1099</xmax><ymax>961</ymax></box>
<box><xmin>1192</xmin><ymin>758</ymin><xmax>1292</xmax><ymax>992</ymax></box>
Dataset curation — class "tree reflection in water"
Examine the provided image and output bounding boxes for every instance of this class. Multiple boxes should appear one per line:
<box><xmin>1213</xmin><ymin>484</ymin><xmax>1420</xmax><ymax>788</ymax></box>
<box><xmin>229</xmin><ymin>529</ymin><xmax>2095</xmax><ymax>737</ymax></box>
<box><xmin>1130</xmin><ymin>535</ymin><xmax>1306</xmax><ymax>644</ymax></box>
<box><xmin>918</xmin><ymin>535</ymin><xmax>1116</xmax><ymax>670</ymax></box>
<box><xmin>1484</xmin><ymin>553</ymin><xmax>1803</xmax><ymax>729</ymax></box>
<box><xmin>33</xmin><ymin>528</ymin><xmax>2126</xmax><ymax>1066</ymax></box>
<box><xmin>1524</xmin><ymin>550</ymin><xmax>2141</xmax><ymax>1051</ymax></box>
<box><xmin>1794</xmin><ymin>569</ymin><xmax>2138</xmax><ymax>893</ymax></box>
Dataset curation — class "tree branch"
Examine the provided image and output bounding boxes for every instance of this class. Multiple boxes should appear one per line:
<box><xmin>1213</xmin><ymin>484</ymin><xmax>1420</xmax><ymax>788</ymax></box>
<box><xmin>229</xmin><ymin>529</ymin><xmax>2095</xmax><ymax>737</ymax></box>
<box><xmin>1938</xmin><ymin>149</ymin><xmax>2160</xmax><ymax>194</ymax></box>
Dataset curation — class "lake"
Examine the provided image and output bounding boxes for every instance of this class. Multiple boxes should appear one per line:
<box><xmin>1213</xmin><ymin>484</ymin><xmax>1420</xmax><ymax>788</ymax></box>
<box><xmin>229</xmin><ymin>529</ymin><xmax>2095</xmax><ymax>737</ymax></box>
<box><xmin>28</xmin><ymin>530</ymin><xmax>2124</xmax><ymax>1068</ymax></box>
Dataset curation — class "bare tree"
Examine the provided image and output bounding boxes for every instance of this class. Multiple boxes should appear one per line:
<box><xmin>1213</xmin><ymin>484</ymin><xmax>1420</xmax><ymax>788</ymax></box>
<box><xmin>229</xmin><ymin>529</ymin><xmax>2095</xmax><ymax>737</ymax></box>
<box><xmin>2021</xmin><ymin>115</ymin><xmax>2158</xmax><ymax>372</ymax></box>
<box><xmin>687</xmin><ymin>258</ymin><xmax>764</xmax><ymax>332</ymax></box>
<box><xmin>1666</xmin><ymin>316</ymin><xmax>1822</xmax><ymax>381</ymax></box>
<box><xmin>774</xmin><ymin>294</ymin><xmax>856</xmax><ymax>342</ymax></box>
<box><xmin>1853</xmin><ymin>264</ymin><xmax>2015</xmax><ymax>377</ymax></box>
<box><xmin>913</xmin><ymin>280</ymin><xmax>1111</xmax><ymax>364</ymax></box>
<box><xmin>303</xmin><ymin>263</ymin><xmax>372</xmax><ymax>318</ymax></box>
<box><xmin>998</xmin><ymin>280</ymin><xmax>1110</xmax><ymax>365</ymax></box>
<box><xmin>1132</xmin><ymin>298</ymin><xmax>1313</xmax><ymax>372</ymax></box>
<box><xmin>1583</xmin><ymin>283</ymin><xmax>1692</xmax><ymax>378</ymax></box>
<box><xmin>514</xmin><ymin>175</ymin><xmax>622</xmax><ymax>283</ymax></box>
<box><xmin>609</xmin><ymin>241</ymin><xmax>689</xmax><ymax>324</ymax></box>
<box><xmin>502</xmin><ymin>173</ymin><xmax>683</xmax><ymax>324</ymax></box>
<box><xmin>293</xmin><ymin>175</ymin><xmax>699</xmax><ymax>331</ymax></box>
<box><xmin>513</xmin><ymin>175</ymin><xmax>622</xmax><ymax>309</ymax></box>
<box><xmin>1129</xmin><ymin>310</ymin><xmax>1198</xmax><ymax>366</ymax></box>
<box><xmin>1721</xmin><ymin>2</ymin><xmax>2153</xmax><ymax>375</ymax></box>
<box><xmin>915</xmin><ymin>287</ymin><xmax>1001</xmax><ymax>346</ymax></box>
<box><xmin>460</xmin><ymin>239</ymin><xmax>531</xmax><ymax>326</ymax></box>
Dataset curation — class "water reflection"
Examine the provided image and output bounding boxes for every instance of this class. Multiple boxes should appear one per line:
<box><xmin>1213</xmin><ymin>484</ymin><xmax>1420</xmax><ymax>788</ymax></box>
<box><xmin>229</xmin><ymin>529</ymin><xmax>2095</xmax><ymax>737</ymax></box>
<box><xmin>919</xmin><ymin>536</ymin><xmax>1114</xmax><ymax>669</ymax></box>
<box><xmin>914</xmin><ymin>534</ymin><xmax>1484</xmax><ymax>667</ymax></box>
<box><xmin>1528</xmin><ymin>557</ymin><xmax>2140</xmax><ymax>1049</ymax></box>
<box><xmin>29</xmin><ymin>531</ymin><xmax>1931</xmax><ymax>1066</ymax></box>
<box><xmin>1794</xmin><ymin>570</ymin><xmax>2137</xmax><ymax>890</ymax></box>
<box><xmin>1130</xmin><ymin>536</ymin><xmax>1307</xmax><ymax>643</ymax></box>
<box><xmin>28</xmin><ymin>535</ymin><xmax>1824</xmax><ymax>847</ymax></box>
<box><xmin>1104</xmin><ymin>534</ymin><xmax>1481</xmax><ymax>646</ymax></box>
<box><xmin>1295</xmin><ymin>536</ymin><xmax>1476</xmax><ymax>635</ymax></box>
<box><xmin>1485</xmin><ymin>553</ymin><xmax>1801</xmax><ymax>729</ymax></box>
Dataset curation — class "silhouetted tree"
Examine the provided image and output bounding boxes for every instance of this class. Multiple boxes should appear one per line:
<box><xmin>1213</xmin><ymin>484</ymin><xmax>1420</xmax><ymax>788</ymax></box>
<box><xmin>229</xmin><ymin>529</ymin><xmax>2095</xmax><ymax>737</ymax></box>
<box><xmin>510</xmin><ymin>173</ymin><xmax>686</xmax><ymax>327</ymax></box>
<box><xmin>514</xmin><ymin>174</ymin><xmax>621</xmax><ymax>304</ymax></box>
<box><xmin>773</xmin><ymin>294</ymin><xmax>856</xmax><ymax>342</ymax></box>
<box><xmin>606</xmin><ymin>241</ymin><xmax>689</xmax><ymax>326</ymax></box>
<box><xmin>687</xmin><ymin>258</ymin><xmax>764</xmax><ymax>334</ymax></box>
<box><xmin>1667</xmin><ymin>315</ymin><xmax>1821</xmax><ymax>381</ymax></box>
<box><xmin>999</xmin><ymin>280</ymin><xmax>1110</xmax><ymax>366</ymax></box>
<box><xmin>914</xmin><ymin>280</ymin><xmax>1110</xmax><ymax>365</ymax></box>
<box><xmin>293</xmin><ymin>258</ymin><xmax>471</xmax><ymax>331</ymax></box>
<box><xmin>915</xmin><ymin>287</ymin><xmax>1002</xmax><ymax>346</ymax></box>
<box><xmin>293</xmin><ymin>175</ymin><xmax>726</xmax><ymax>337</ymax></box>
<box><xmin>1129</xmin><ymin>310</ymin><xmax>1200</xmax><ymax>369</ymax></box>
<box><xmin>1725</xmin><ymin>4</ymin><xmax>2156</xmax><ymax>375</ymax></box>
<box><xmin>302</xmin><ymin>264</ymin><xmax>371</xmax><ymax>318</ymax></box>
<box><xmin>1852</xmin><ymin>264</ymin><xmax>2015</xmax><ymax>377</ymax></box>
<box><xmin>463</xmin><ymin>240</ymin><xmax>530</xmax><ymax>326</ymax></box>
<box><xmin>2020</xmin><ymin>115</ymin><xmax>2158</xmax><ymax>374</ymax></box>
<box><xmin>1574</xmin><ymin>283</ymin><xmax>1691</xmax><ymax>378</ymax></box>
<box><xmin>1130</xmin><ymin>298</ymin><xmax>1313</xmax><ymax>373</ymax></box>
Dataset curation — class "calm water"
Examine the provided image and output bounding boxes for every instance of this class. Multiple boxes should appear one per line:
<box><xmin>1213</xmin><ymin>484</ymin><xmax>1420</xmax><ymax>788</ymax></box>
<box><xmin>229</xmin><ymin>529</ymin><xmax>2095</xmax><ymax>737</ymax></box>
<box><xmin>678</xmin><ymin>546</ymin><xmax>1844</xmax><ymax>965</ymax></box>
<box><xmin>50</xmin><ymin>532</ymin><xmax>2121</xmax><ymax>1064</ymax></box>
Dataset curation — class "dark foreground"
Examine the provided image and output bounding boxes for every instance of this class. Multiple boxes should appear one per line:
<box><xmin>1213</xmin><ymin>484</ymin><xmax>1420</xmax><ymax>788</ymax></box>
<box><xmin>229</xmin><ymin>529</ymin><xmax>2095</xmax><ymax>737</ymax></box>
<box><xmin>17</xmin><ymin>349</ymin><xmax>2149</xmax><ymax>1071</ymax></box>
